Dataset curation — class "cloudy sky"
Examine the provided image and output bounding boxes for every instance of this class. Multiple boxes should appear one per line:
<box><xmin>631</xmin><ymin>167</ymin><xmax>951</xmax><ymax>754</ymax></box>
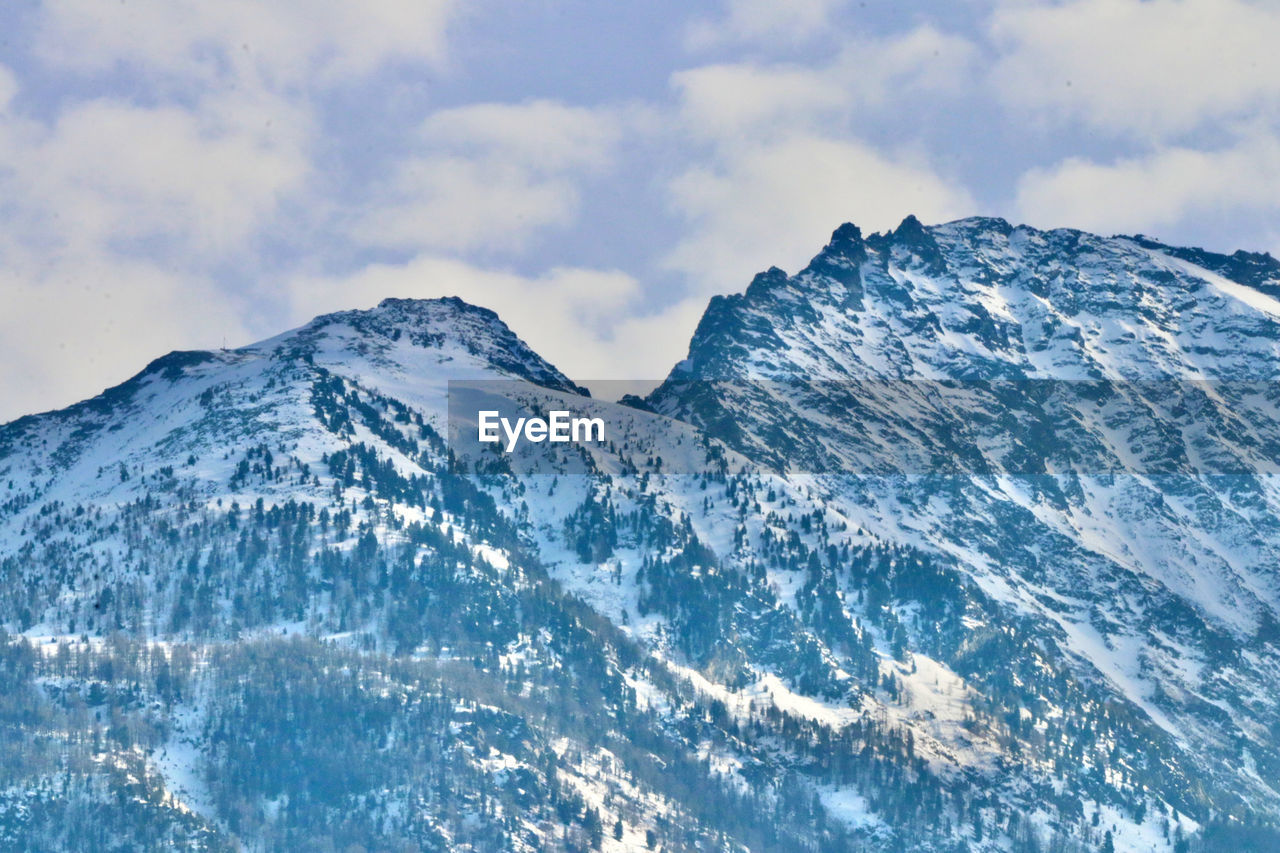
<box><xmin>2</xmin><ymin>0</ymin><xmax>1280</xmax><ymax>420</ymax></box>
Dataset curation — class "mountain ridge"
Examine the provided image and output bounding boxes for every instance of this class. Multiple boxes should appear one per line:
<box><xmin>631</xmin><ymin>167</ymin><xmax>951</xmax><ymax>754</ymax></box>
<box><xmin>4</xmin><ymin>217</ymin><xmax>1280</xmax><ymax>851</ymax></box>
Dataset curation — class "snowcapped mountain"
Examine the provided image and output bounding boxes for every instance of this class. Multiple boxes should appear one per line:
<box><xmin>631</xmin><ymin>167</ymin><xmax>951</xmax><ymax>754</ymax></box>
<box><xmin>3</xmin><ymin>219</ymin><xmax>1280</xmax><ymax>851</ymax></box>
<box><xmin>647</xmin><ymin>216</ymin><xmax>1280</xmax><ymax>846</ymax></box>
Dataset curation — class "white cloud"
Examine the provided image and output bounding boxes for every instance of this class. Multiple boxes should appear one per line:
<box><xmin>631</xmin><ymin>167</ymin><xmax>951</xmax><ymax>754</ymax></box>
<box><xmin>419</xmin><ymin>101</ymin><xmax>621</xmax><ymax>172</ymax></box>
<box><xmin>686</xmin><ymin>0</ymin><xmax>849</xmax><ymax>48</ymax></box>
<box><xmin>0</xmin><ymin>91</ymin><xmax>287</xmax><ymax>419</ymax></box>
<box><xmin>674</xmin><ymin>26</ymin><xmax>976</xmax><ymax>139</ymax></box>
<box><xmin>673</xmin><ymin>63</ymin><xmax>848</xmax><ymax>138</ymax></box>
<box><xmin>842</xmin><ymin>24</ymin><xmax>979</xmax><ymax>102</ymax></box>
<box><xmin>990</xmin><ymin>0</ymin><xmax>1280</xmax><ymax>138</ymax></box>
<box><xmin>665</xmin><ymin>134</ymin><xmax>975</xmax><ymax>294</ymax></box>
<box><xmin>289</xmin><ymin>257</ymin><xmax>704</xmax><ymax>383</ymax></box>
<box><xmin>665</xmin><ymin>27</ymin><xmax>977</xmax><ymax>294</ymax></box>
<box><xmin>1015</xmin><ymin>133</ymin><xmax>1280</xmax><ymax>236</ymax></box>
<box><xmin>353</xmin><ymin>100</ymin><xmax>624</xmax><ymax>254</ymax></box>
<box><xmin>0</xmin><ymin>250</ymin><xmax>251</xmax><ymax>422</ymax></box>
<box><xmin>0</xmin><ymin>62</ymin><xmax>308</xmax><ymax>419</ymax></box>
<box><xmin>0</xmin><ymin>92</ymin><xmax>310</xmax><ymax>259</ymax></box>
<box><xmin>0</xmin><ymin>0</ymin><xmax>465</xmax><ymax>420</ymax></box>
<box><xmin>36</xmin><ymin>0</ymin><xmax>458</xmax><ymax>87</ymax></box>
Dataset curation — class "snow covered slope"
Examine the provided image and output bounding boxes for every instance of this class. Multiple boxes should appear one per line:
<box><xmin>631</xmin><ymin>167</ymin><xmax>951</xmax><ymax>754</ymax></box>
<box><xmin>648</xmin><ymin>216</ymin><xmax>1280</xmax><ymax>839</ymax></box>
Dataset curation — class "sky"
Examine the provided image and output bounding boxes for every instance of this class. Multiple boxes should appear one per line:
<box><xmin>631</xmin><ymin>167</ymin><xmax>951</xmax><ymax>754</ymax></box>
<box><xmin>3</xmin><ymin>0</ymin><xmax>1280</xmax><ymax>421</ymax></box>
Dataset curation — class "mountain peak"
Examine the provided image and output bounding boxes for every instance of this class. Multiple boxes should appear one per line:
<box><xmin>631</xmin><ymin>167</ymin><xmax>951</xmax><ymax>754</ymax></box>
<box><xmin>817</xmin><ymin>222</ymin><xmax>867</xmax><ymax>264</ymax></box>
<box><xmin>0</xmin><ymin>294</ymin><xmax>583</xmax><ymax>439</ymax></box>
<box><xmin>269</xmin><ymin>295</ymin><xmax>586</xmax><ymax>395</ymax></box>
<box><xmin>374</xmin><ymin>294</ymin><xmax>497</xmax><ymax>319</ymax></box>
<box><xmin>894</xmin><ymin>213</ymin><xmax>926</xmax><ymax>238</ymax></box>
<box><xmin>744</xmin><ymin>266</ymin><xmax>790</xmax><ymax>298</ymax></box>
<box><xmin>660</xmin><ymin>217</ymin><xmax>1280</xmax><ymax>384</ymax></box>
<box><xmin>310</xmin><ymin>294</ymin><xmax>502</xmax><ymax>334</ymax></box>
